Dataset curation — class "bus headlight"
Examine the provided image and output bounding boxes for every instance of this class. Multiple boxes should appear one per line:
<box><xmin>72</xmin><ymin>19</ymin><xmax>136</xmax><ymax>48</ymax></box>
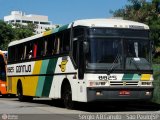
<box><xmin>145</xmin><ymin>91</ymin><xmax>152</xmax><ymax>96</ymax></box>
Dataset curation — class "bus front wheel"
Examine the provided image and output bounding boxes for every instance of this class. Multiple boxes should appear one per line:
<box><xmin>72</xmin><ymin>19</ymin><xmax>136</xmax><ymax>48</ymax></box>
<box><xmin>62</xmin><ymin>84</ymin><xmax>74</xmax><ymax>109</ymax></box>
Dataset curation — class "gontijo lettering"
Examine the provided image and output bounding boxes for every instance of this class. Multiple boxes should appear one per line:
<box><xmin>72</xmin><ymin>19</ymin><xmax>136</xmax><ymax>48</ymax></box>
<box><xmin>16</xmin><ymin>65</ymin><xmax>31</xmax><ymax>73</ymax></box>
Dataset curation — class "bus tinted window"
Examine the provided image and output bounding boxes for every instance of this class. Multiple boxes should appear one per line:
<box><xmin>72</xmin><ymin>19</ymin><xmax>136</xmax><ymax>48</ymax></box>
<box><xmin>8</xmin><ymin>46</ymin><xmax>15</xmax><ymax>62</ymax></box>
<box><xmin>46</xmin><ymin>34</ymin><xmax>55</xmax><ymax>56</ymax></box>
<box><xmin>26</xmin><ymin>43</ymin><xmax>33</xmax><ymax>59</ymax></box>
<box><xmin>37</xmin><ymin>38</ymin><xmax>45</xmax><ymax>57</ymax></box>
<box><xmin>8</xmin><ymin>28</ymin><xmax>71</xmax><ymax>62</ymax></box>
<box><xmin>63</xmin><ymin>30</ymin><xmax>70</xmax><ymax>52</ymax></box>
<box><xmin>16</xmin><ymin>44</ymin><xmax>25</xmax><ymax>60</ymax></box>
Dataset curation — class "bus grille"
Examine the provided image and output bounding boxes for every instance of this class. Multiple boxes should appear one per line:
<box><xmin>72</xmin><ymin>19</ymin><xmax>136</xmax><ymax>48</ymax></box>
<box><xmin>110</xmin><ymin>81</ymin><xmax>139</xmax><ymax>86</ymax></box>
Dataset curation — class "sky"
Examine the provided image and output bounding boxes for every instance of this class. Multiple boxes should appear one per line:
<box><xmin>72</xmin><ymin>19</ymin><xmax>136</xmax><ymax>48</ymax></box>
<box><xmin>0</xmin><ymin>0</ymin><xmax>129</xmax><ymax>25</ymax></box>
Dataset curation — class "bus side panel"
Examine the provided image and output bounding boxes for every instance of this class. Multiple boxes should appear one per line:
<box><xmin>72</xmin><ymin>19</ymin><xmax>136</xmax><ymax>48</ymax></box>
<box><xmin>49</xmin><ymin>57</ymin><xmax>82</xmax><ymax>101</ymax></box>
<box><xmin>8</xmin><ymin>76</ymin><xmax>40</xmax><ymax>96</ymax></box>
<box><xmin>48</xmin><ymin>57</ymin><xmax>88</xmax><ymax>102</ymax></box>
<box><xmin>35</xmin><ymin>58</ymin><xmax>58</xmax><ymax>97</ymax></box>
<box><xmin>7</xmin><ymin>77</ymin><xmax>18</xmax><ymax>94</ymax></box>
<box><xmin>7</xmin><ymin>60</ymin><xmax>42</xmax><ymax>96</ymax></box>
<box><xmin>22</xmin><ymin>76</ymin><xmax>40</xmax><ymax>96</ymax></box>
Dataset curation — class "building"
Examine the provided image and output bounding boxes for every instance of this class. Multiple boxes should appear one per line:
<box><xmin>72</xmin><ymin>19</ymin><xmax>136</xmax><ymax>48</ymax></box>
<box><xmin>4</xmin><ymin>11</ymin><xmax>56</xmax><ymax>34</ymax></box>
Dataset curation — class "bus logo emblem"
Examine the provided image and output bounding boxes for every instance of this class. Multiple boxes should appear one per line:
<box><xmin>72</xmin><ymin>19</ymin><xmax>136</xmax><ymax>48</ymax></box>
<box><xmin>59</xmin><ymin>60</ymin><xmax>68</xmax><ymax>72</ymax></box>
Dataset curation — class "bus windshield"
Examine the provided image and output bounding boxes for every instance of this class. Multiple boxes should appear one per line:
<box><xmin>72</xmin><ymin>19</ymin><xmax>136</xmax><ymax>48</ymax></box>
<box><xmin>125</xmin><ymin>39</ymin><xmax>151</xmax><ymax>70</ymax></box>
<box><xmin>87</xmin><ymin>38</ymin><xmax>123</xmax><ymax>70</ymax></box>
<box><xmin>86</xmin><ymin>28</ymin><xmax>152</xmax><ymax>71</ymax></box>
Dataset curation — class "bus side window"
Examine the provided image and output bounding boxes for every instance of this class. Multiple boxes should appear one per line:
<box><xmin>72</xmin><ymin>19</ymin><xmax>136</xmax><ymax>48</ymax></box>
<box><xmin>24</xmin><ymin>45</ymin><xmax>27</xmax><ymax>59</ymax></box>
<box><xmin>17</xmin><ymin>44</ymin><xmax>25</xmax><ymax>60</ymax></box>
<box><xmin>44</xmin><ymin>40</ymin><xmax>47</xmax><ymax>56</ymax></box>
<box><xmin>26</xmin><ymin>43</ymin><xmax>33</xmax><ymax>59</ymax></box>
<box><xmin>72</xmin><ymin>27</ymin><xmax>84</xmax><ymax>65</ymax></box>
<box><xmin>15</xmin><ymin>47</ymin><xmax>18</xmax><ymax>61</ymax></box>
<box><xmin>57</xmin><ymin>37</ymin><xmax>60</xmax><ymax>54</ymax></box>
<box><xmin>37</xmin><ymin>38</ymin><xmax>45</xmax><ymax>57</ymax></box>
<box><xmin>62</xmin><ymin>30</ymin><xmax>70</xmax><ymax>53</ymax></box>
<box><xmin>73</xmin><ymin>40</ymin><xmax>78</xmax><ymax>65</ymax></box>
<box><xmin>8</xmin><ymin>47</ymin><xmax>15</xmax><ymax>62</ymax></box>
<box><xmin>54</xmin><ymin>36</ymin><xmax>60</xmax><ymax>54</ymax></box>
<box><xmin>46</xmin><ymin>34</ymin><xmax>55</xmax><ymax>56</ymax></box>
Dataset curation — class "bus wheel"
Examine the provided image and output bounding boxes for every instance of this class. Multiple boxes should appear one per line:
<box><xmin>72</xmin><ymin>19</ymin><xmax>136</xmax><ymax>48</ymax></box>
<box><xmin>17</xmin><ymin>82</ymin><xmax>33</xmax><ymax>101</ymax></box>
<box><xmin>17</xmin><ymin>82</ymin><xmax>24</xmax><ymax>102</ymax></box>
<box><xmin>62</xmin><ymin>84</ymin><xmax>74</xmax><ymax>109</ymax></box>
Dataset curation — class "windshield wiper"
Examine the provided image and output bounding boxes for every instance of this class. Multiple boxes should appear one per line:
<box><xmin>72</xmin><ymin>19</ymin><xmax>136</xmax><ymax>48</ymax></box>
<box><xmin>107</xmin><ymin>54</ymin><xmax>121</xmax><ymax>75</ymax></box>
<box><xmin>130</xmin><ymin>58</ymin><xmax>140</xmax><ymax>70</ymax></box>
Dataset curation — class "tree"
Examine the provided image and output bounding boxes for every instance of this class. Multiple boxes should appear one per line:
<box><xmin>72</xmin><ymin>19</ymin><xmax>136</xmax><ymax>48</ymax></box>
<box><xmin>12</xmin><ymin>23</ymin><xmax>36</xmax><ymax>40</ymax></box>
<box><xmin>111</xmin><ymin>0</ymin><xmax>160</xmax><ymax>48</ymax></box>
<box><xmin>0</xmin><ymin>20</ymin><xmax>36</xmax><ymax>50</ymax></box>
<box><xmin>0</xmin><ymin>20</ymin><xmax>14</xmax><ymax>50</ymax></box>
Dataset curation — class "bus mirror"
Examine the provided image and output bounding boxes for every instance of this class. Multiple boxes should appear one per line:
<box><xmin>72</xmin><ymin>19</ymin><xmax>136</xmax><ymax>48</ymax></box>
<box><xmin>83</xmin><ymin>41</ymin><xmax>89</xmax><ymax>53</ymax></box>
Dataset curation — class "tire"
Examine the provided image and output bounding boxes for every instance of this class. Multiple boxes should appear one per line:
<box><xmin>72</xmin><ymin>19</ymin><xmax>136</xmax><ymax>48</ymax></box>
<box><xmin>17</xmin><ymin>82</ymin><xmax>24</xmax><ymax>102</ymax></box>
<box><xmin>17</xmin><ymin>82</ymin><xmax>33</xmax><ymax>102</ymax></box>
<box><xmin>62</xmin><ymin>84</ymin><xmax>74</xmax><ymax>109</ymax></box>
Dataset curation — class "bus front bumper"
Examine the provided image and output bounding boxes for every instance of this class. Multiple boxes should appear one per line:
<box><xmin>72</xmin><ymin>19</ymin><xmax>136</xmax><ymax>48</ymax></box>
<box><xmin>87</xmin><ymin>86</ymin><xmax>154</xmax><ymax>102</ymax></box>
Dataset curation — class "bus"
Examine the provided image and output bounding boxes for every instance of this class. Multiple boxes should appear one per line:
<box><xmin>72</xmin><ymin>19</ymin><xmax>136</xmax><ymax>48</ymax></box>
<box><xmin>0</xmin><ymin>50</ymin><xmax>7</xmax><ymax>96</ymax></box>
<box><xmin>7</xmin><ymin>19</ymin><xmax>154</xmax><ymax>109</ymax></box>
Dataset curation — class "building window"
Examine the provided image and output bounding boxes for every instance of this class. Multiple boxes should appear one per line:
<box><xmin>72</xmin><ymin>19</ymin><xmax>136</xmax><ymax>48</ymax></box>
<box><xmin>22</xmin><ymin>20</ymin><xmax>32</xmax><ymax>23</ymax></box>
<box><xmin>16</xmin><ymin>20</ymin><xmax>20</xmax><ymax>22</ymax></box>
<box><xmin>34</xmin><ymin>21</ymin><xmax>39</xmax><ymax>24</ymax></box>
<box><xmin>40</xmin><ymin>22</ymin><xmax>50</xmax><ymax>25</ymax></box>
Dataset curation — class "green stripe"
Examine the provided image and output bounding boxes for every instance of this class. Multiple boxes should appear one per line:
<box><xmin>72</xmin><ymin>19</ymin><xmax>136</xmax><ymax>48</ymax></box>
<box><xmin>58</xmin><ymin>24</ymin><xmax>69</xmax><ymax>32</ymax></box>
<box><xmin>122</xmin><ymin>74</ymin><xmax>134</xmax><ymax>80</ymax></box>
<box><xmin>132</xmin><ymin>74</ymin><xmax>141</xmax><ymax>80</ymax></box>
<box><xmin>52</xmin><ymin>28</ymin><xmax>59</xmax><ymax>33</ymax></box>
<box><xmin>42</xmin><ymin>58</ymin><xmax>58</xmax><ymax>97</ymax></box>
<box><xmin>52</xmin><ymin>24</ymin><xmax>69</xmax><ymax>34</ymax></box>
<box><xmin>36</xmin><ymin>60</ymin><xmax>49</xmax><ymax>96</ymax></box>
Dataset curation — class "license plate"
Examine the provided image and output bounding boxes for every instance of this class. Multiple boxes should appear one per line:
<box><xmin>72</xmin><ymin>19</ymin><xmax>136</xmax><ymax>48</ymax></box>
<box><xmin>119</xmin><ymin>90</ymin><xmax>130</xmax><ymax>96</ymax></box>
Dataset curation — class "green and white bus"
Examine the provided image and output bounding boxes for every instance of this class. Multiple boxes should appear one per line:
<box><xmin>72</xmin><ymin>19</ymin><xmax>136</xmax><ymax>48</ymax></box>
<box><xmin>7</xmin><ymin>19</ymin><xmax>154</xmax><ymax>109</ymax></box>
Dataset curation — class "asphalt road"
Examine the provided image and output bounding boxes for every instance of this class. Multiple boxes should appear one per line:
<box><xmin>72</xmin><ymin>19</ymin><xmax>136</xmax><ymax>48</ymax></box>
<box><xmin>0</xmin><ymin>97</ymin><xmax>160</xmax><ymax>120</ymax></box>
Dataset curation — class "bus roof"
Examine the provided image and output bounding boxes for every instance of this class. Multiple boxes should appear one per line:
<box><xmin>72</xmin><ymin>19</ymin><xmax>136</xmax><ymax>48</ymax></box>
<box><xmin>8</xmin><ymin>18</ymin><xmax>149</xmax><ymax>47</ymax></box>
<box><xmin>72</xmin><ymin>18</ymin><xmax>149</xmax><ymax>29</ymax></box>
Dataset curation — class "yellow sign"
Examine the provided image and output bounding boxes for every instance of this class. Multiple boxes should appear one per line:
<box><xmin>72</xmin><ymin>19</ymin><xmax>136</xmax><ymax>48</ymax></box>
<box><xmin>141</xmin><ymin>74</ymin><xmax>151</xmax><ymax>81</ymax></box>
<box><xmin>59</xmin><ymin>60</ymin><xmax>68</xmax><ymax>72</ymax></box>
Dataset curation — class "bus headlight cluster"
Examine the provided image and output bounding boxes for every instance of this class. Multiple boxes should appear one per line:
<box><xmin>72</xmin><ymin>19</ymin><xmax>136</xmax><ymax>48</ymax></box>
<box><xmin>141</xmin><ymin>81</ymin><xmax>152</xmax><ymax>86</ymax></box>
<box><xmin>89</xmin><ymin>81</ymin><xmax>107</xmax><ymax>87</ymax></box>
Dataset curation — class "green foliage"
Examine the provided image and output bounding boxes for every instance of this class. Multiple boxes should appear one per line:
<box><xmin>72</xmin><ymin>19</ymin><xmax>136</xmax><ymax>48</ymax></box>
<box><xmin>111</xmin><ymin>0</ymin><xmax>160</xmax><ymax>48</ymax></box>
<box><xmin>12</xmin><ymin>23</ymin><xmax>36</xmax><ymax>40</ymax></box>
<box><xmin>152</xmin><ymin>64</ymin><xmax>160</xmax><ymax>103</ymax></box>
<box><xmin>0</xmin><ymin>20</ymin><xmax>14</xmax><ymax>50</ymax></box>
<box><xmin>112</xmin><ymin>0</ymin><xmax>160</xmax><ymax>103</ymax></box>
<box><xmin>0</xmin><ymin>21</ymin><xmax>36</xmax><ymax>50</ymax></box>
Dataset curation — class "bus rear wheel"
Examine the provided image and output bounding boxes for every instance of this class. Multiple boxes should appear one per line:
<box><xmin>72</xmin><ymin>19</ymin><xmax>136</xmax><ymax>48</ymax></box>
<box><xmin>62</xmin><ymin>84</ymin><xmax>74</xmax><ymax>109</ymax></box>
<box><xmin>17</xmin><ymin>82</ymin><xmax>24</xmax><ymax>102</ymax></box>
<box><xmin>17</xmin><ymin>82</ymin><xmax>33</xmax><ymax>102</ymax></box>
